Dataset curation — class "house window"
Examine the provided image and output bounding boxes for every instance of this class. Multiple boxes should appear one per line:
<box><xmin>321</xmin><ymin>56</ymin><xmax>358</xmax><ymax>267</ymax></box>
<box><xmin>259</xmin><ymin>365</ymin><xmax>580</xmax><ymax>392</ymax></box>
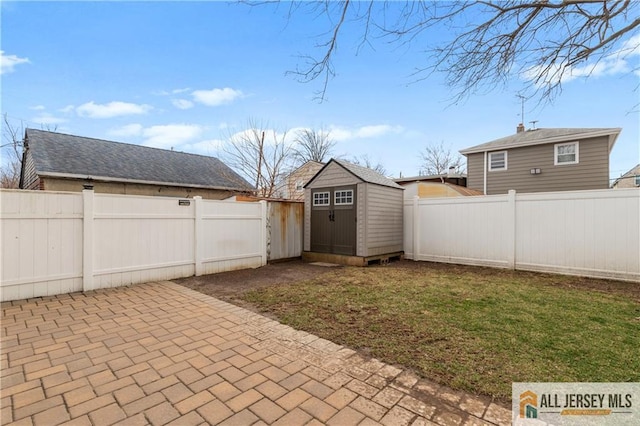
<box><xmin>635</xmin><ymin>175</ymin><xmax>640</xmax><ymax>186</ymax></box>
<box><xmin>334</xmin><ymin>190</ymin><xmax>353</xmax><ymax>205</ymax></box>
<box><xmin>295</xmin><ymin>180</ymin><xmax>304</xmax><ymax>191</ymax></box>
<box><xmin>313</xmin><ymin>192</ymin><xmax>330</xmax><ymax>206</ymax></box>
<box><xmin>489</xmin><ymin>151</ymin><xmax>507</xmax><ymax>171</ymax></box>
<box><xmin>555</xmin><ymin>142</ymin><xmax>579</xmax><ymax>165</ymax></box>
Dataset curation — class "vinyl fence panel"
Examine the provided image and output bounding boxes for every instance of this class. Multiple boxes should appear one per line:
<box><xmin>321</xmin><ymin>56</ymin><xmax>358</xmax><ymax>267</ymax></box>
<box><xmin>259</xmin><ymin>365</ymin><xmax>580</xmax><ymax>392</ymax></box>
<box><xmin>1</xmin><ymin>190</ymin><xmax>83</xmax><ymax>300</ymax></box>
<box><xmin>1</xmin><ymin>189</ymin><xmax>268</xmax><ymax>302</ymax></box>
<box><xmin>406</xmin><ymin>188</ymin><xmax>640</xmax><ymax>282</ymax></box>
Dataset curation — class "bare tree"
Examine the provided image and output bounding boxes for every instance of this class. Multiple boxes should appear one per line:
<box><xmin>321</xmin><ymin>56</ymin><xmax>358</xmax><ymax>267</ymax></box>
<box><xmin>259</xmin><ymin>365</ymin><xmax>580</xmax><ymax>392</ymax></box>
<box><xmin>348</xmin><ymin>154</ymin><xmax>387</xmax><ymax>176</ymax></box>
<box><xmin>1</xmin><ymin>114</ymin><xmax>25</xmax><ymax>188</ymax></box>
<box><xmin>263</xmin><ymin>1</ymin><xmax>640</xmax><ymax>102</ymax></box>
<box><xmin>222</xmin><ymin>119</ymin><xmax>293</xmax><ymax>198</ymax></box>
<box><xmin>292</xmin><ymin>127</ymin><xmax>335</xmax><ymax>165</ymax></box>
<box><xmin>420</xmin><ymin>141</ymin><xmax>465</xmax><ymax>176</ymax></box>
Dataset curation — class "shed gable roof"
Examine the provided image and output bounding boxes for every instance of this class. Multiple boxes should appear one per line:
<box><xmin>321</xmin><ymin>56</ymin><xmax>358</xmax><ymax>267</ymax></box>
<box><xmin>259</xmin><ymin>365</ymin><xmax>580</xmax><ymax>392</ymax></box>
<box><xmin>305</xmin><ymin>158</ymin><xmax>402</xmax><ymax>189</ymax></box>
<box><xmin>24</xmin><ymin>129</ymin><xmax>253</xmax><ymax>191</ymax></box>
<box><xmin>460</xmin><ymin>127</ymin><xmax>621</xmax><ymax>155</ymax></box>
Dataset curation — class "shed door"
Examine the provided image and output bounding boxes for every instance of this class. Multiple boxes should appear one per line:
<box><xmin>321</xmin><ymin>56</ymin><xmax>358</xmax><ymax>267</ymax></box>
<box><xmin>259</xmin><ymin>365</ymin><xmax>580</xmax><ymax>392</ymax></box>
<box><xmin>310</xmin><ymin>187</ymin><xmax>356</xmax><ymax>255</ymax></box>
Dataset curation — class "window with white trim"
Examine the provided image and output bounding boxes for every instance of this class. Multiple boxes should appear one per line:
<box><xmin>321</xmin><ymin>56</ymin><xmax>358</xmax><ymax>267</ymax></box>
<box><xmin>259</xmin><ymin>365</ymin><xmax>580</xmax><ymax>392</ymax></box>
<box><xmin>313</xmin><ymin>192</ymin><xmax>330</xmax><ymax>206</ymax></box>
<box><xmin>635</xmin><ymin>175</ymin><xmax>640</xmax><ymax>186</ymax></box>
<box><xmin>334</xmin><ymin>189</ymin><xmax>353</xmax><ymax>205</ymax></box>
<box><xmin>489</xmin><ymin>151</ymin><xmax>507</xmax><ymax>171</ymax></box>
<box><xmin>555</xmin><ymin>142</ymin><xmax>579</xmax><ymax>165</ymax></box>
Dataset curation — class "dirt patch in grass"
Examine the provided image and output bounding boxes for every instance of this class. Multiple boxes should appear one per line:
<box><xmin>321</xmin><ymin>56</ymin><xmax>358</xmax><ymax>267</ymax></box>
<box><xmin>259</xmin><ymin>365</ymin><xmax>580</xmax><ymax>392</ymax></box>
<box><xmin>173</xmin><ymin>260</ymin><xmax>341</xmax><ymax>312</ymax></box>
<box><xmin>174</xmin><ymin>260</ymin><xmax>640</xmax><ymax>402</ymax></box>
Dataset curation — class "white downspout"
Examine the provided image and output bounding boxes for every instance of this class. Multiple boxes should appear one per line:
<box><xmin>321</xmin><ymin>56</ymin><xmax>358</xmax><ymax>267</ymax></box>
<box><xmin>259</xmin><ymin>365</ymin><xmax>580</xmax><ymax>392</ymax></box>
<box><xmin>483</xmin><ymin>151</ymin><xmax>487</xmax><ymax>195</ymax></box>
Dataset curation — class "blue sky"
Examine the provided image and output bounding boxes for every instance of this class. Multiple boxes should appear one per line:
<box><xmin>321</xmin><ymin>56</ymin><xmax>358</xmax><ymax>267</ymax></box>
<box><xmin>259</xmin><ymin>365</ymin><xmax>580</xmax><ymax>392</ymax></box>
<box><xmin>2</xmin><ymin>1</ymin><xmax>639</xmax><ymax>181</ymax></box>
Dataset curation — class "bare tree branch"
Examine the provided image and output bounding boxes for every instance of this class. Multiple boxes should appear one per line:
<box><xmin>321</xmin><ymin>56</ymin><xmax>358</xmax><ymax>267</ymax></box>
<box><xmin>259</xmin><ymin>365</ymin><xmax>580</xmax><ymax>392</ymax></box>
<box><xmin>292</xmin><ymin>127</ymin><xmax>335</xmax><ymax>165</ymax></box>
<box><xmin>222</xmin><ymin>118</ymin><xmax>294</xmax><ymax>198</ymax></box>
<box><xmin>259</xmin><ymin>1</ymin><xmax>640</xmax><ymax>102</ymax></box>
<box><xmin>1</xmin><ymin>114</ymin><xmax>25</xmax><ymax>189</ymax></box>
<box><xmin>348</xmin><ymin>154</ymin><xmax>388</xmax><ymax>175</ymax></box>
<box><xmin>420</xmin><ymin>141</ymin><xmax>465</xmax><ymax>176</ymax></box>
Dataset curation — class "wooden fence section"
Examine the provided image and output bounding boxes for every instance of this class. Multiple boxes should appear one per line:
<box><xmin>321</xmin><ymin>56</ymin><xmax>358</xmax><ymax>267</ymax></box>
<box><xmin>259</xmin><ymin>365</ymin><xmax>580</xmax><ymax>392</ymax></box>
<box><xmin>1</xmin><ymin>189</ymin><xmax>267</xmax><ymax>301</ymax></box>
<box><xmin>404</xmin><ymin>188</ymin><xmax>640</xmax><ymax>282</ymax></box>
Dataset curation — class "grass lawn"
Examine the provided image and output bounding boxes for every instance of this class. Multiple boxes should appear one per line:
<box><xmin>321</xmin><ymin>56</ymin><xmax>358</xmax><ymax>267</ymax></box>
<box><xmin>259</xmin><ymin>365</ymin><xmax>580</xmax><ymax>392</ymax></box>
<box><xmin>242</xmin><ymin>261</ymin><xmax>640</xmax><ymax>402</ymax></box>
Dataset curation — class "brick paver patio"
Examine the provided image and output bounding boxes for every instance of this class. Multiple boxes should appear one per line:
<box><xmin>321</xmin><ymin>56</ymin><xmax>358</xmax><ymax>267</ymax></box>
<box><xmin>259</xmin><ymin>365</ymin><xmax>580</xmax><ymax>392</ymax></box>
<box><xmin>1</xmin><ymin>282</ymin><xmax>512</xmax><ymax>425</ymax></box>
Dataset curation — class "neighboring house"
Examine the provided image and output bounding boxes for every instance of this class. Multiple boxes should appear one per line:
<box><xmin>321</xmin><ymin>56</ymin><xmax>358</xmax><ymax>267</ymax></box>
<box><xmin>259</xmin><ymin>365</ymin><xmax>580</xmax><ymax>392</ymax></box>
<box><xmin>612</xmin><ymin>164</ymin><xmax>640</xmax><ymax>189</ymax></box>
<box><xmin>303</xmin><ymin>158</ymin><xmax>404</xmax><ymax>264</ymax></box>
<box><xmin>460</xmin><ymin>126</ymin><xmax>621</xmax><ymax>195</ymax></box>
<box><xmin>394</xmin><ymin>168</ymin><xmax>467</xmax><ymax>187</ymax></box>
<box><xmin>274</xmin><ymin>161</ymin><xmax>324</xmax><ymax>200</ymax></box>
<box><xmin>19</xmin><ymin>129</ymin><xmax>253</xmax><ymax>199</ymax></box>
<box><xmin>400</xmin><ymin>182</ymin><xmax>482</xmax><ymax>199</ymax></box>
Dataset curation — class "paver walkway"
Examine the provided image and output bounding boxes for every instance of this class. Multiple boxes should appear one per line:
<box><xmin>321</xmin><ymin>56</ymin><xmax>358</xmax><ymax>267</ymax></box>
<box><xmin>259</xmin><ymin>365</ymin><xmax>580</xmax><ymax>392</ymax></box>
<box><xmin>1</xmin><ymin>282</ymin><xmax>512</xmax><ymax>425</ymax></box>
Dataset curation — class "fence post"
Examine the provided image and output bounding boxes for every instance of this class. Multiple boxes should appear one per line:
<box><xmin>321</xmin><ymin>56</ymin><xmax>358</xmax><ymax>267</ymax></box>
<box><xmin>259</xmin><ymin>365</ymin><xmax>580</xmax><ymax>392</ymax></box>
<box><xmin>507</xmin><ymin>189</ymin><xmax>517</xmax><ymax>269</ymax></box>
<box><xmin>194</xmin><ymin>196</ymin><xmax>203</xmax><ymax>276</ymax></box>
<box><xmin>260</xmin><ymin>201</ymin><xmax>268</xmax><ymax>266</ymax></box>
<box><xmin>82</xmin><ymin>189</ymin><xmax>94</xmax><ymax>292</ymax></box>
<box><xmin>413</xmin><ymin>196</ymin><xmax>420</xmax><ymax>261</ymax></box>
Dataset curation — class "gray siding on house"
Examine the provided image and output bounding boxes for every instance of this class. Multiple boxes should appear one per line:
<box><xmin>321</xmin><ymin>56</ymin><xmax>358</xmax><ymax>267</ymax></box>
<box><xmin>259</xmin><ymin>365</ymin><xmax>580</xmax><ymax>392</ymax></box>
<box><xmin>467</xmin><ymin>153</ymin><xmax>485</xmax><ymax>193</ymax></box>
<box><xmin>364</xmin><ymin>184</ymin><xmax>403</xmax><ymax>256</ymax></box>
<box><xmin>306</xmin><ymin>162</ymin><xmax>360</xmax><ymax>188</ymax></box>
<box><xmin>466</xmin><ymin>136</ymin><xmax>610</xmax><ymax>194</ymax></box>
<box><xmin>20</xmin><ymin>151</ymin><xmax>39</xmax><ymax>190</ymax></box>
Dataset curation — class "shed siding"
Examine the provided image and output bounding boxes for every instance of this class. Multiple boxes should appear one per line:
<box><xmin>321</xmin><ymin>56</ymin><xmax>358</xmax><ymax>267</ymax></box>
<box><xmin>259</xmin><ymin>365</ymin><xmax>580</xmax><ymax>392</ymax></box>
<box><xmin>466</xmin><ymin>136</ymin><xmax>610</xmax><ymax>194</ymax></box>
<box><xmin>364</xmin><ymin>185</ymin><xmax>403</xmax><ymax>256</ymax></box>
<box><xmin>306</xmin><ymin>162</ymin><xmax>361</xmax><ymax>188</ymax></box>
<box><xmin>357</xmin><ymin>183</ymin><xmax>366</xmax><ymax>256</ymax></box>
<box><xmin>303</xmin><ymin>188</ymin><xmax>311</xmax><ymax>251</ymax></box>
<box><xmin>20</xmin><ymin>151</ymin><xmax>40</xmax><ymax>190</ymax></box>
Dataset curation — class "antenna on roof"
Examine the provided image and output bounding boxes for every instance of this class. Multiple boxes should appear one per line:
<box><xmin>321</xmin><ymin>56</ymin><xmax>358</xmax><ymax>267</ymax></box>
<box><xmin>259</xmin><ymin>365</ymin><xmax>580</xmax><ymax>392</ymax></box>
<box><xmin>529</xmin><ymin>120</ymin><xmax>538</xmax><ymax>130</ymax></box>
<box><xmin>516</xmin><ymin>94</ymin><xmax>526</xmax><ymax>124</ymax></box>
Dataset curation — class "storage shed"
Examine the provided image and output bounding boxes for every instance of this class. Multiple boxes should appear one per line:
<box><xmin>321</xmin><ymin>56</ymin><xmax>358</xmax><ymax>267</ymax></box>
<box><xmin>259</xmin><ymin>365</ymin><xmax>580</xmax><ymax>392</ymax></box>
<box><xmin>303</xmin><ymin>159</ymin><xmax>404</xmax><ymax>265</ymax></box>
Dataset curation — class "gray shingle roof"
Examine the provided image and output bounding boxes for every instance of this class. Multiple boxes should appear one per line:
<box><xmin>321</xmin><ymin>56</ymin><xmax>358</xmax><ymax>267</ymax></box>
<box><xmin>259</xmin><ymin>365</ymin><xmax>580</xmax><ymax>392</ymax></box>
<box><xmin>25</xmin><ymin>129</ymin><xmax>253</xmax><ymax>191</ymax></box>
<box><xmin>332</xmin><ymin>159</ymin><xmax>403</xmax><ymax>189</ymax></box>
<box><xmin>460</xmin><ymin>127</ymin><xmax>621</xmax><ymax>155</ymax></box>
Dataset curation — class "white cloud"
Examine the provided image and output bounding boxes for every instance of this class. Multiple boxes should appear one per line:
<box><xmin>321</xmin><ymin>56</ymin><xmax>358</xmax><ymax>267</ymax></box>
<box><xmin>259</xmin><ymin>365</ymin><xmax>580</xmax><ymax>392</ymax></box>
<box><xmin>329</xmin><ymin>124</ymin><xmax>404</xmax><ymax>141</ymax></box>
<box><xmin>192</xmin><ymin>87</ymin><xmax>243</xmax><ymax>106</ymax></box>
<box><xmin>180</xmin><ymin>139</ymin><xmax>225</xmax><ymax>155</ymax></box>
<box><xmin>76</xmin><ymin>101</ymin><xmax>152</xmax><ymax>118</ymax></box>
<box><xmin>171</xmin><ymin>99</ymin><xmax>194</xmax><ymax>110</ymax></box>
<box><xmin>30</xmin><ymin>105</ymin><xmax>46</xmax><ymax>111</ymax></box>
<box><xmin>0</xmin><ymin>51</ymin><xmax>29</xmax><ymax>75</ymax></box>
<box><xmin>172</xmin><ymin>87</ymin><xmax>191</xmax><ymax>94</ymax></box>
<box><xmin>142</xmin><ymin>124</ymin><xmax>204</xmax><ymax>149</ymax></box>
<box><xmin>108</xmin><ymin>123</ymin><xmax>143</xmax><ymax>138</ymax></box>
<box><xmin>523</xmin><ymin>34</ymin><xmax>640</xmax><ymax>86</ymax></box>
<box><xmin>31</xmin><ymin>113</ymin><xmax>66</xmax><ymax>125</ymax></box>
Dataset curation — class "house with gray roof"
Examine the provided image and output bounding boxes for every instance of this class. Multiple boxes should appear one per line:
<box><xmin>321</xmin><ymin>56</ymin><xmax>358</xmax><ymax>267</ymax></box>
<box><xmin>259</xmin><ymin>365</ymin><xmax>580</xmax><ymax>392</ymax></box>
<box><xmin>19</xmin><ymin>129</ymin><xmax>253</xmax><ymax>199</ymax></box>
<box><xmin>303</xmin><ymin>158</ymin><xmax>403</xmax><ymax>265</ymax></box>
<box><xmin>460</xmin><ymin>125</ymin><xmax>621</xmax><ymax>195</ymax></box>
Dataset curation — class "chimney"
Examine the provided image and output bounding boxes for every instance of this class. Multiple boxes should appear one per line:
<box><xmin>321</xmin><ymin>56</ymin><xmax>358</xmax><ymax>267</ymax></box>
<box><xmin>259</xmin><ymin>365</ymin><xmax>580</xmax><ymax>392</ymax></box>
<box><xmin>517</xmin><ymin>123</ymin><xmax>525</xmax><ymax>133</ymax></box>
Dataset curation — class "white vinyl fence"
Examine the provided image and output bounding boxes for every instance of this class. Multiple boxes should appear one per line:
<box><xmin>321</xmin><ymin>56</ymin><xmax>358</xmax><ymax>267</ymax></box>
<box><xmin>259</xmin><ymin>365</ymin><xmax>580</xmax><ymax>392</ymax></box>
<box><xmin>1</xmin><ymin>189</ymin><xmax>267</xmax><ymax>301</ymax></box>
<box><xmin>404</xmin><ymin>188</ymin><xmax>640</xmax><ymax>282</ymax></box>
